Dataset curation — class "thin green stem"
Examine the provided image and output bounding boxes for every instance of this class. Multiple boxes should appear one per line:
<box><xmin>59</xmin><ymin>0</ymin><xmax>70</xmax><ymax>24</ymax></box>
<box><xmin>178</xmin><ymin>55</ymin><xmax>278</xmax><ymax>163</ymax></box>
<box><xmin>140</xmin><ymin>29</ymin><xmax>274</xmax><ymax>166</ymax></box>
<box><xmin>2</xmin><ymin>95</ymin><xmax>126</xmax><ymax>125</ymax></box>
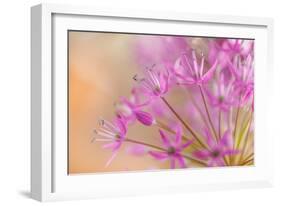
<box><xmin>198</xmin><ymin>87</ymin><xmax>228</xmax><ymax>166</ymax></box>
<box><xmin>233</xmin><ymin>108</ymin><xmax>240</xmax><ymax>140</ymax></box>
<box><xmin>242</xmin><ymin>158</ymin><xmax>254</xmax><ymax>166</ymax></box>
<box><xmin>230</xmin><ymin>96</ymin><xmax>242</xmax><ymax>165</ymax></box>
<box><xmin>236</xmin><ymin>110</ymin><xmax>252</xmax><ymax>150</ymax></box>
<box><xmin>238</xmin><ymin>111</ymin><xmax>253</xmax><ymax>165</ymax></box>
<box><xmin>241</xmin><ymin>153</ymin><xmax>254</xmax><ymax>165</ymax></box>
<box><xmin>125</xmin><ymin>138</ymin><xmax>164</xmax><ymax>151</ymax></box>
<box><xmin>185</xmin><ymin>89</ymin><xmax>210</xmax><ymax>133</ymax></box>
<box><xmin>160</xmin><ymin>96</ymin><xmax>207</xmax><ymax>149</ymax></box>
<box><xmin>198</xmin><ymin>86</ymin><xmax>218</xmax><ymax>142</ymax></box>
<box><xmin>233</xmin><ymin>102</ymin><xmax>241</xmax><ymax>146</ymax></box>
<box><xmin>218</xmin><ymin>109</ymin><xmax>222</xmax><ymax>139</ymax></box>
<box><xmin>217</xmin><ymin>110</ymin><xmax>229</xmax><ymax>166</ymax></box>
<box><xmin>239</xmin><ymin>109</ymin><xmax>253</xmax><ymax>162</ymax></box>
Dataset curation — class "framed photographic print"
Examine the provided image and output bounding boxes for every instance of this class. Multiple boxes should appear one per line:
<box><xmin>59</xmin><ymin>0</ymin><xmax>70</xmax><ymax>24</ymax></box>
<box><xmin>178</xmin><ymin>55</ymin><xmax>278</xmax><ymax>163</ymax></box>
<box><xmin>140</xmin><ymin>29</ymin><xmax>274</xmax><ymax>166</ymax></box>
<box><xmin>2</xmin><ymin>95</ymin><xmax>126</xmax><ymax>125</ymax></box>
<box><xmin>31</xmin><ymin>3</ymin><xmax>274</xmax><ymax>201</ymax></box>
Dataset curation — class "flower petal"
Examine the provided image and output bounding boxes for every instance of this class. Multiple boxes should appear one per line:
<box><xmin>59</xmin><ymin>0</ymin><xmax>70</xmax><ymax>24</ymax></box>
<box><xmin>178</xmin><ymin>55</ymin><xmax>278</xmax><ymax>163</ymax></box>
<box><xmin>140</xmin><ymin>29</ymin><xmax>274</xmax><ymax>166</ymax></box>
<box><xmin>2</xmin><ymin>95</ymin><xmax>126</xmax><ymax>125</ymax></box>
<box><xmin>170</xmin><ymin>157</ymin><xmax>176</xmax><ymax>169</ymax></box>
<box><xmin>191</xmin><ymin>50</ymin><xmax>199</xmax><ymax>76</ymax></box>
<box><xmin>135</xmin><ymin>110</ymin><xmax>154</xmax><ymax>126</ymax></box>
<box><xmin>202</xmin><ymin>59</ymin><xmax>218</xmax><ymax>83</ymax></box>
<box><xmin>159</xmin><ymin>71</ymin><xmax>169</xmax><ymax>94</ymax></box>
<box><xmin>207</xmin><ymin>158</ymin><xmax>225</xmax><ymax>167</ymax></box>
<box><xmin>174</xmin><ymin>124</ymin><xmax>183</xmax><ymax>145</ymax></box>
<box><xmin>204</xmin><ymin>128</ymin><xmax>216</xmax><ymax>148</ymax></box>
<box><xmin>149</xmin><ymin>151</ymin><xmax>168</xmax><ymax>160</ymax></box>
<box><xmin>177</xmin><ymin>156</ymin><xmax>186</xmax><ymax>168</ymax></box>
<box><xmin>176</xmin><ymin>73</ymin><xmax>196</xmax><ymax>85</ymax></box>
<box><xmin>126</xmin><ymin>145</ymin><xmax>147</xmax><ymax>156</ymax></box>
<box><xmin>105</xmin><ymin>151</ymin><xmax>119</xmax><ymax>167</ymax></box>
<box><xmin>219</xmin><ymin>130</ymin><xmax>232</xmax><ymax>148</ymax></box>
<box><xmin>103</xmin><ymin>142</ymin><xmax>121</xmax><ymax>150</ymax></box>
<box><xmin>193</xmin><ymin>150</ymin><xmax>209</xmax><ymax>159</ymax></box>
<box><xmin>115</xmin><ymin>118</ymin><xmax>127</xmax><ymax>136</ymax></box>
<box><xmin>227</xmin><ymin>58</ymin><xmax>240</xmax><ymax>80</ymax></box>
<box><xmin>181</xmin><ymin>140</ymin><xmax>194</xmax><ymax>149</ymax></box>
<box><xmin>159</xmin><ymin>129</ymin><xmax>171</xmax><ymax>147</ymax></box>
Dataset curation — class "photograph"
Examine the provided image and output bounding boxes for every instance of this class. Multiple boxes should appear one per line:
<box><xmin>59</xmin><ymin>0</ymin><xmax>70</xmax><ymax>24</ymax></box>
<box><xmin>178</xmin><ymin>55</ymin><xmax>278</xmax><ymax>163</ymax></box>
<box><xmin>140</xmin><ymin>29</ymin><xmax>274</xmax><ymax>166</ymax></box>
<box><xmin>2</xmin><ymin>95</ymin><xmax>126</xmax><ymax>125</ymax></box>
<box><xmin>68</xmin><ymin>31</ymin><xmax>254</xmax><ymax>174</ymax></box>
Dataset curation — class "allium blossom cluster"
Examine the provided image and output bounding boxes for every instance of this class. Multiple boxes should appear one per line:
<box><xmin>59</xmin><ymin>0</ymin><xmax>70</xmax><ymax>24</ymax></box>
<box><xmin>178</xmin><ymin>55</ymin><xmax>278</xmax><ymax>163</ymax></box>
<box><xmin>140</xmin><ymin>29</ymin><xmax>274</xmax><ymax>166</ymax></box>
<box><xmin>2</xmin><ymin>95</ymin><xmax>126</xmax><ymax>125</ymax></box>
<box><xmin>93</xmin><ymin>37</ymin><xmax>254</xmax><ymax>169</ymax></box>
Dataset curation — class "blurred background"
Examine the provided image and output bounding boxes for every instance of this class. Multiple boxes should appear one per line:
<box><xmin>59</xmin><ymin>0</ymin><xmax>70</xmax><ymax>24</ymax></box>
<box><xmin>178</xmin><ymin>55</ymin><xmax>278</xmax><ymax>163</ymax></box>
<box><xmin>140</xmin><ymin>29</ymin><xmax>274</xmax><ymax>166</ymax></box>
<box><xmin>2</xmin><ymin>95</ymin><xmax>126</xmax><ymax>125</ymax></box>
<box><xmin>68</xmin><ymin>31</ymin><xmax>185</xmax><ymax>174</ymax></box>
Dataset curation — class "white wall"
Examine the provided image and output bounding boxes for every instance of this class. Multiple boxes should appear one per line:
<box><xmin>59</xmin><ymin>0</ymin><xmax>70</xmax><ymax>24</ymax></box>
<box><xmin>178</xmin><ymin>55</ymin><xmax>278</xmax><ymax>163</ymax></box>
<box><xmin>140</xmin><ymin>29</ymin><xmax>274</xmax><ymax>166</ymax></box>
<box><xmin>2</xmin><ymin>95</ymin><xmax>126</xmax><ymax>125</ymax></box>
<box><xmin>0</xmin><ymin>0</ymin><xmax>280</xmax><ymax>205</ymax></box>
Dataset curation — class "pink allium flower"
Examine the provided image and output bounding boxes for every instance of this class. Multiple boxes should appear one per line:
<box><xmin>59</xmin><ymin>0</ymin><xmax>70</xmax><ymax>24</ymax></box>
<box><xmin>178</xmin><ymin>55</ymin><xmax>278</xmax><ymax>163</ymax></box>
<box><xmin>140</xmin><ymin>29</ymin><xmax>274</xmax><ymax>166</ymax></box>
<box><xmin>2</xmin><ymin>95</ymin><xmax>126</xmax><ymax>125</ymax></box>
<box><xmin>221</xmin><ymin>39</ymin><xmax>253</xmax><ymax>57</ymax></box>
<box><xmin>116</xmin><ymin>95</ymin><xmax>155</xmax><ymax>126</ymax></box>
<box><xmin>133</xmin><ymin>66</ymin><xmax>170</xmax><ymax>98</ymax></box>
<box><xmin>208</xmin><ymin>39</ymin><xmax>254</xmax><ymax>69</ymax></box>
<box><xmin>228</xmin><ymin>55</ymin><xmax>254</xmax><ymax>106</ymax></box>
<box><xmin>205</xmin><ymin>72</ymin><xmax>235</xmax><ymax>111</ymax></box>
<box><xmin>149</xmin><ymin>125</ymin><xmax>193</xmax><ymax>169</ymax></box>
<box><xmin>193</xmin><ymin>129</ymin><xmax>238</xmax><ymax>167</ymax></box>
<box><xmin>174</xmin><ymin>50</ymin><xmax>218</xmax><ymax>86</ymax></box>
<box><xmin>94</xmin><ymin>118</ymin><xmax>127</xmax><ymax>166</ymax></box>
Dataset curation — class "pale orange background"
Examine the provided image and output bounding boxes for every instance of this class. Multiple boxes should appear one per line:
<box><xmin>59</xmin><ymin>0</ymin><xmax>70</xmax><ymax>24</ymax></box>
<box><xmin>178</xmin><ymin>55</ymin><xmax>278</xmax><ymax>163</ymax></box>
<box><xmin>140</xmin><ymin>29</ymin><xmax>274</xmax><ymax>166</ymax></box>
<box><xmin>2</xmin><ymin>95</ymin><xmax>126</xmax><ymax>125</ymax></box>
<box><xmin>68</xmin><ymin>31</ymin><xmax>171</xmax><ymax>174</ymax></box>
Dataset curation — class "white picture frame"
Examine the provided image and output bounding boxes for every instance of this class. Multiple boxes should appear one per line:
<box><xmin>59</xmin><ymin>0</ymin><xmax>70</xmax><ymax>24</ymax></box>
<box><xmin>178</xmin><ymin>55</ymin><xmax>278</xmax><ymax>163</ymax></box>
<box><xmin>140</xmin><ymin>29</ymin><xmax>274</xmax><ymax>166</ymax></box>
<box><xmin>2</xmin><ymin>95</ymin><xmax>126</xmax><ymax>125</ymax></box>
<box><xmin>31</xmin><ymin>3</ymin><xmax>274</xmax><ymax>202</ymax></box>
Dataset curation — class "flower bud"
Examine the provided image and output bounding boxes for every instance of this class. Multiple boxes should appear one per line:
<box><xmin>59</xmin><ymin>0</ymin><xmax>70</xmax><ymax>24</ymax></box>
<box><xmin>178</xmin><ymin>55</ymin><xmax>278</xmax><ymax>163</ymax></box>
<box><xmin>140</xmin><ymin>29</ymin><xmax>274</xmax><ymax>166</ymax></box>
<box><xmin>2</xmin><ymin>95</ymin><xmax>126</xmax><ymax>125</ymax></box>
<box><xmin>135</xmin><ymin>110</ymin><xmax>155</xmax><ymax>126</ymax></box>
